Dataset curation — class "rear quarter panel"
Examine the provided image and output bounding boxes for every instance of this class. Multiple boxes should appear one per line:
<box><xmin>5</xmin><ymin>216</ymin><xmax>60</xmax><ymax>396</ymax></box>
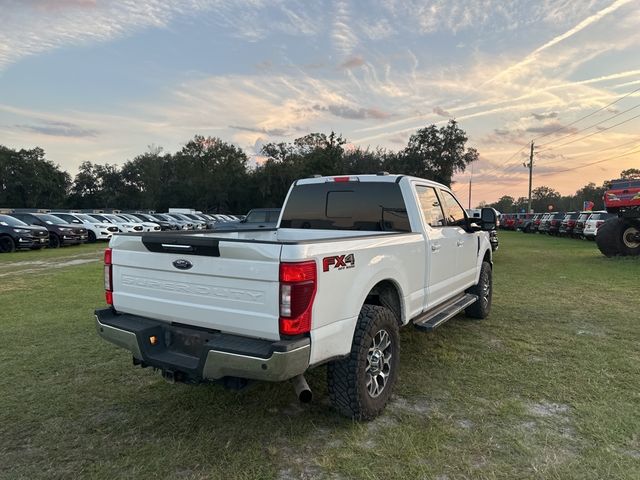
<box><xmin>281</xmin><ymin>232</ymin><xmax>425</xmax><ymax>365</ymax></box>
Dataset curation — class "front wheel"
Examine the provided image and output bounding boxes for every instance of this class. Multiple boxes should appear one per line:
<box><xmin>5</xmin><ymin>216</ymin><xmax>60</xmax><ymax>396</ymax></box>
<box><xmin>465</xmin><ymin>261</ymin><xmax>492</xmax><ymax>319</ymax></box>
<box><xmin>0</xmin><ymin>236</ymin><xmax>16</xmax><ymax>253</ymax></box>
<box><xmin>49</xmin><ymin>233</ymin><xmax>61</xmax><ymax>249</ymax></box>
<box><xmin>327</xmin><ymin>305</ymin><xmax>399</xmax><ymax>420</ymax></box>
<box><xmin>88</xmin><ymin>230</ymin><xmax>97</xmax><ymax>243</ymax></box>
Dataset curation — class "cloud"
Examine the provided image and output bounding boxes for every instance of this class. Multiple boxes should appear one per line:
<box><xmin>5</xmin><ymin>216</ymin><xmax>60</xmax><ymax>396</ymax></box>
<box><xmin>526</xmin><ymin>122</ymin><xmax>578</xmax><ymax>135</ymax></box>
<box><xmin>339</xmin><ymin>55</ymin><xmax>365</xmax><ymax>69</ymax></box>
<box><xmin>313</xmin><ymin>104</ymin><xmax>392</xmax><ymax>120</ymax></box>
<box><xmin>332</xmin><ymin>0</ymin><xmax>357</xmax><ymax>55</ymax></box>
<box><xmin>229</xmin><ymin>125</ymin><xmax>290</xmax><ymax>136</ymax></box>
<box><xmin>532</xmin><ymin>112</ymin><xmax>558</xmax><ymax>120</ymax></box>
<box><xmin>486</xmin><ymin>0</ymin><xmax>635</xmax><ymax>85</ymax></box>
<box><xmin>13</xmin><ymin>120</ymin><xmax>99</xmax><ymax>138</ymax></box>
<box><xmin>433</xmin><ymin>106</ymin><xmax>451</xmax><ymax>117</ymax></box>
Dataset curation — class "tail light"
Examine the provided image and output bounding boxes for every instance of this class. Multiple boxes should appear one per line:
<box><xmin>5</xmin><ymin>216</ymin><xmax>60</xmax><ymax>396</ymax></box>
<box><xmin>279</xmin><ymin>261</ymin><xmax>317</xmax><ymax>335</ymax></box>
<box><xmin>104</xmin><ymin>248</ymin><xmax>113</xmax><ymax>305</ymax></box>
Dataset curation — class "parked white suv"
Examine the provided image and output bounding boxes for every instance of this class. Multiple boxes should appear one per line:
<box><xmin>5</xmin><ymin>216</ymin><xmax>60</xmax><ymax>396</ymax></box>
<box><xmin>116</xmin><ymin>213</ymin><xmax>161</xmax><ymax>232</ymax></box>
<box><xmin>90</xmin><ymin>213</ymin><xmax>144</xmax><ymax>233</ymax></box>
<box><xmin>583</xmin><ymin>211</ymin><xmax>616</xmax><ymax>240</ymax></box>
<box><xmin>50</xmin><ymin>212</ymin><xmax>118</xmax><ymax>242</ymax></box>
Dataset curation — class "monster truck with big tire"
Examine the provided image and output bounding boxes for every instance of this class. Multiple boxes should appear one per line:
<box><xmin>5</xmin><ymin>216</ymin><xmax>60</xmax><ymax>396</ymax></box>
<box><xmin>597</xmin><ymin>178</ymin><xmax>640</xmax><ymax>257</ymax></box>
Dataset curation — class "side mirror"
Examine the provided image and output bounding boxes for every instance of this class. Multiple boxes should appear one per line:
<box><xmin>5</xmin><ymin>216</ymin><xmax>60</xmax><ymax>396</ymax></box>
<box><xmin>480</xmin><ymin>208</ymin><xmax>497</xmax><ymax>231</ymax></box>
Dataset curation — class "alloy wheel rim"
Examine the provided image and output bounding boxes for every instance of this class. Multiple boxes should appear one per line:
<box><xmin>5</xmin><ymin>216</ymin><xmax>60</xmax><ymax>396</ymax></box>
<box><xmin>623</xmin><ymin>227</ymin><xmax>640</xmax><ymax>248</ymax></box>
<box><xmin>365</xmin><ymin>329</ymin><xmax>393</xmax><ymax>398</ymax></box>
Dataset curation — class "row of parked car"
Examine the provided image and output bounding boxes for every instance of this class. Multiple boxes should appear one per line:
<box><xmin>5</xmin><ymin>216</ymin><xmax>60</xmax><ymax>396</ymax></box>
<box><xmin>0</xmin><ymin>208</ymin><xmax>281</xmax><ymax>253</ymax></box>
<box><xmin>500</xmin><ymin>211</ymin><xmax>616</xmax><ymax>239</ymax></box>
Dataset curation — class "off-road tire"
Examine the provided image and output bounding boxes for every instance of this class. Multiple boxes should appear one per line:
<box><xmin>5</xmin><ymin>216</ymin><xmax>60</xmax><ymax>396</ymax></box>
<box><xmin>620</xmin><ymin>219</ymin><xmax>640</xmax><ymax>256</ymax></box>
<box><xmin>49</xmin><ymin>233</ymin><xmax>61</xmax><ymax>249</ymax></box>
<box><xmin>88</xmin><ymin>230</ymin><xmax>97</xmax><ymax>243</ymax></box>
<box><xmin>0</xmin><ymin>235</ymin><xmax>16</xmax><ymax>253</ymax></box>
<box><xmin>327</xmin><ymin>305</ymin><xmax>400</xmax><ymax>420</ymax></box>
<box><xmin>596</xmin><ymin>217</ymin><xmax>624</xmax><ymax>257</ymax></box>
<box><xmin>465</xmin><ymin>260</ymin><xmax>492</xmax><ymax>319</ymax></box>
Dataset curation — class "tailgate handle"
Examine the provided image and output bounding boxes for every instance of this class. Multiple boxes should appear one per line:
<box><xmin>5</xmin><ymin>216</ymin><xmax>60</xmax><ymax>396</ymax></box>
<box><xmin>142</xmin><ymin>235</ymin><xmax>220</xmax><ymax>257</ymax></box>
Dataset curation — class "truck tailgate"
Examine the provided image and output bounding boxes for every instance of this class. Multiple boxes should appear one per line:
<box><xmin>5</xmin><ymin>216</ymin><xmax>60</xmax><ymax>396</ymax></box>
<box><xmin>110</xmin><ymin>234</ymin><xmax>282</xmax><ymax>341</ymax></box>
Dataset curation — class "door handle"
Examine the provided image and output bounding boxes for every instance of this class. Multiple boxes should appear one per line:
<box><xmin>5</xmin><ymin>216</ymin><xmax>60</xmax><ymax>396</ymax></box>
<box><xmin>457</xmin><ymin>240</ymin><xmax>464</xmax><ymax>247</ymax></box>
<box><xmin>431</xmin><ymin>244</ymin><xmax>440</xmax><ymax>252</ymax></box>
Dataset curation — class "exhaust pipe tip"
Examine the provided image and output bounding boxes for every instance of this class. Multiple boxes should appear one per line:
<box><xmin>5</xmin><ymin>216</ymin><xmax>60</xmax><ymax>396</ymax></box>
<box><xmin>291</xmin><ymin>374</ymin><xmax>313</xmax><ymax>404</ymax></box>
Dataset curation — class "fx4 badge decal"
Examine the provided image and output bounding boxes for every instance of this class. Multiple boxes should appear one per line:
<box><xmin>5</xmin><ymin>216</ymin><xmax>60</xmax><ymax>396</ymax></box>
<box><xmin>323</xmin><ymin>253</ymin><xmax>355</xmax><ymax>272</ymax></box>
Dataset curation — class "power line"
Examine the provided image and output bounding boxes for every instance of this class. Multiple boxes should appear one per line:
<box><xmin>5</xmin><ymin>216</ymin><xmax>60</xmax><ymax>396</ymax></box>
<box><xmin>532</xmin><ymin>85</ymin><xmax>640</xmax><ymax>141</ymax></box>
<box><xmin>536</xmin><ymin>102</ymin><xmax>640</xmax><ymax>148</ymax></box>
<box><xmin>536</xmin><ymin>145</ymin><xmax>640</xmax><ymax>177</ymax></box>
<box><xmin>478</xmin><ymin>84</ymin><xmax>640</xmax><ymax>180</ymax></box>
<box><xmin>537</xmin><ymin>112</ymin><xmax>640</xmax><ymax>152</ymax></box>
<box><xmin>537</xmin><ymin>136</ymin><xmax>640</xmax><ymax>167</ymax></box>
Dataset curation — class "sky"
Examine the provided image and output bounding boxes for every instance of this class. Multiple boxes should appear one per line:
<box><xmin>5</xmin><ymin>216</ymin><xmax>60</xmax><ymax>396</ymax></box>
<box><xmin>1</xmin><ymin>0</ymin><xmax>639</xmax><ymax>205</ymax></box>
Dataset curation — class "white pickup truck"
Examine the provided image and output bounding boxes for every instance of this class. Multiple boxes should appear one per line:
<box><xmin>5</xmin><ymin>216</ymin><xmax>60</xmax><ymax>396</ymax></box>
<box><xmin>96</xmin><ymin>174</ymin><xmax>497</xmax><ymax>419</ymax></box>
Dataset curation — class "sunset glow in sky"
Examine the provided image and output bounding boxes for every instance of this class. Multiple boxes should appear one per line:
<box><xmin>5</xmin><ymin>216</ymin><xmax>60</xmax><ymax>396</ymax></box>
<box><xmin>1</xmin><ymin>0</ymin><xmax>639</xmax><ymax>204</ymax></box>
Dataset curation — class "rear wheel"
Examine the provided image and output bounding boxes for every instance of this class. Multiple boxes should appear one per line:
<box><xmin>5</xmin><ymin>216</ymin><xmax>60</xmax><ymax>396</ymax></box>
<box><xmin>596</xmin><ymin>217</ymin><xmax>623</xmax><ymax>257</ymax></box>
<box><xmin>465</xmin><ymin>260</ymin><xmax>492</xmax><ymax>319</ymax></box>
<box><xmin>0</xmin><ymin>236</ymin><xmax>16</xmax><ymax>253</ymax></box>
<box><xmin>327</xmin><ymin>305</ymin><xmax>399</xmax><ymax>420</ymax></box>
<box><xmin>620</xmin><ymin>220</ymin><xmax>640</xmax><ymax>256</ymax></box>
<box><xmin>49</xmin><ymin>233</ymin><xmax>61</xmax><ymax>249</ymax></box>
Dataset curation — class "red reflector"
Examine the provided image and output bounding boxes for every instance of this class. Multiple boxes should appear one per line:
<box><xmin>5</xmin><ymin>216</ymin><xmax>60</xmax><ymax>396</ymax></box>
<box><xmin>105</xmin><ymin>290</ymin><xmax>113</xmax><ymax>305</ymax></box>
<box><xmin>334</xmin><ymin>176</ymin><xmax>350</xmax><ymax>182</ymax></box>
<box><xmin>280</xmin><ymin>261</ymin><xmax>316</xmax><ymax>283</ymax></box>
<box><xmin>104</xmin><ymin>248</ymin><xmax>112</xmax><ymax>265</ymax></box>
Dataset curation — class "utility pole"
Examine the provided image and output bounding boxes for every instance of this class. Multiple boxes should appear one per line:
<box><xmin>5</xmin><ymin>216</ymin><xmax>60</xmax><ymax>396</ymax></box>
<box><xmin>468</xmin><ymin>162</ymin><xmax>474</xmax><ymax>209</ymax></box>
<box><xmin>524</xmin><ymin>141</ymin><xmax>534</xmax><ymax>213</ymax></box>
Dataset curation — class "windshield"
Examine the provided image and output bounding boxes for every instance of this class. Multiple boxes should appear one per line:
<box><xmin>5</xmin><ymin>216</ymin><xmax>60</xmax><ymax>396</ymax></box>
<box><xmin>103</xmin><ymin>214</ymin><xmax>123</xmax><ymax>223</ymax></box>
<box><xmin>37</xmin><ymin>214</ymin><xmax>67</xmax><ymax>225</ymax></box>
<box><xmin>52</xmin><ymin>213</ymin><xmax>82</xmax><ymax>224</ymax></box>
<box><xmin>76</xmin><ymin>214</ymin><xmax>100</xmax><ymax>224</ymax></box>
<box><xmin>0</xmin><ymin>214</ymin><xmax>28</xmax><ymax>227</ymax></box>
<box><xmin>118</xmin><ymin>214</ymin><xmax>140</xmax><ymax>223</ymax></box>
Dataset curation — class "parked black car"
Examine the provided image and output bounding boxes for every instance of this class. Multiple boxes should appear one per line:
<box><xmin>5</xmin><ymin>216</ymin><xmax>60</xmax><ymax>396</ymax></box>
<box><xmin>9</xmin><ymin>212</ymin><xmax>87</xmax><ymax>247</ymax></box>
<box><xmin>537</xmin><ymin>213</ymin><xmax>553</xmax><ymax>233</ymax></box>
<box><xmin>0</xmin><ymin>214</ymin><xmax>50</xmax><ymax>252</ymax></box>
<box><xmin>489</xmin><ymin>230</ymin><xmax>499</xmax><ymax>251</ymax></box>
<box><xmin>559</xmin><ymin>212</ymin><xmax>580</xmax><ymax>236</ymax></box>
<box><xmin>522</xmin><ymin>213</ymin><xmax>544</xmax><ymax>233</ymax></box>
<box><xmin>212</xmin><ymin>208</ymin><xmax>281</xmax><ymax>231</ymax></box>
<box><xmin>547</xmin><ymin>212</ymin><xmax>566</xmax><ymax>235</ymax></box>
<box><xmin>572</xmin><ymin>212</ymin><xmax>592</xmax><ymax>238</ymax></box>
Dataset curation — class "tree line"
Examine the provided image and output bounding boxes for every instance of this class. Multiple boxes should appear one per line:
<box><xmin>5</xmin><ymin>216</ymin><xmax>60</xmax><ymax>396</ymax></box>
<box><xmin>1</xmin><ymin>119</ymin><xmax>637</xmax><ymax>213</ymax></box>
<box><xmin>0</xmin><ymin>121</ymin><xmax>477</xmax><ymax>212</ymax></box>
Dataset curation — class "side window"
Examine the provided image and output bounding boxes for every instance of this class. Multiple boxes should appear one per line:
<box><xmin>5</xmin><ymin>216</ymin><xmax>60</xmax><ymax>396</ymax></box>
<box><xmin>416</xmin><ymin>186</ymin><xmax>445</xmax><ymax>228</ymax></box>
<box><xmin>439</xmin><ymin>190</ymin><xmax>467</xmax><ymax>227</ymax></box>
<box><xmin>267</xmin><ymin>210</ymin><xmax>280</xmax><ymax>222</ymax></box>
<box><xmin>247</xmin><ymin>211</ymin><xmax>267</xmax><ymax>223</ymax></box>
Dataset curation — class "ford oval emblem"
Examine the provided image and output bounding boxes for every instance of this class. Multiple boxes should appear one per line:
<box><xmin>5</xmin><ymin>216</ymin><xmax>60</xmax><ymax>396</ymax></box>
<box><xmin>172</xmin><ymin>259</ymin><xmax>193</xmax><ymax>270</ymax></box>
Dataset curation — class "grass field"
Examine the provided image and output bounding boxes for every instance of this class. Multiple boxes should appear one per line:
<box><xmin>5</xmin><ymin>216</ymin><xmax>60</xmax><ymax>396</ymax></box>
<box><xmin>1</xmin><ymin>232</ymin><xmax>638</xmax><ymax>479</ymax></box>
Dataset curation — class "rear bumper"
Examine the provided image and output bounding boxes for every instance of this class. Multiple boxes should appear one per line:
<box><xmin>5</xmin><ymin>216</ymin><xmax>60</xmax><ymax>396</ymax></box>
<box><xmin>95</xmin><ymin>308</ymin><xmax>310</xmax><ymax>383</ymax></box>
